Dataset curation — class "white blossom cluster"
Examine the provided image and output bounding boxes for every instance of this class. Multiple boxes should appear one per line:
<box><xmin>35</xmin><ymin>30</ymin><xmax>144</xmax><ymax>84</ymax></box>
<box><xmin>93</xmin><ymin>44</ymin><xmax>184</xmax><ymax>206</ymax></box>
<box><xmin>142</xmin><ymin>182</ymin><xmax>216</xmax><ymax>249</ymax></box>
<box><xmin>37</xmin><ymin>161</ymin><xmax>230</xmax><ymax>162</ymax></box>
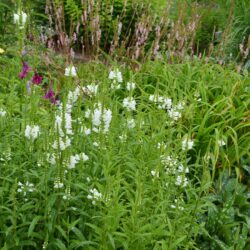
<box><xmin>170</xmin><ymin>198</ymin><xmax>184</xmax><ymax>210</ymax></box>
<box><xmin>82</xmin><ymin>83</ymin><xmax>98</xmax><ymax>96</ymax></box>
<box><xmin>157</xmin><ymin>142</ymin><xmax>168</xmax><ymax>150</ymax></box>
<box><xmin>151</xmin><ymin>170</ymin><xmax>160</xmax><ymax>178</ymax></box>
<box><xmin>217</xmin><ymin>139</ymin><xmax>226</xmax><ymax>147</ymax></box>
<box><xmin>126</xmin><ymin>82</ymin><xmax>136</xmax><ymax>91</ymax></box>
<box><xmin>182</xmin><ymin>137</ymin><xmax>194</xmax><ymax>151</ymax></box>
<box><xmin>109</xmin><ymin>69</ymin><xmax>122</xmax><ymax>90</ymax></box>
<box><xmin>149</xmin><ymin>94</ymin><xmax>172</xmax><ymax>110</ymax></box>
<box><xmin>149</xmin><ymin>94</ymin><xmax>186</xmax><ymax>123</ymax></box>
<box><xmin>127</xmin><ymin>118</ymin><xmax>136</xmax><ymax>129</ymax></box>
<box><xmin>87</xmin><ymin>188</ymin><xmax>102</xmax><ymax>205</ymax></box>
<box><xmin>0</xmin><ymin>108</ymin><xmax>6</xmax><ymax>117</ymax></box>
<box><xmin>65</xmin><ymin>65</ymin><xmax>77</xmax><ymax>77</ymax></box>
<box><xmin>54</xmin><ymin>177</ymin><xmax>64</xmax><ymax>189</ymax></box>
<box><xmin>52</xmin><ymin>137</ymin><xmax>71</xmax><ymax>151</ymax></box>
<box><xmin>160</xmin><ymin>154</ymin><xmax>189</xmax><ymax>188</ymax></box>
<box><xmin>52</xmin><ymin>87</ymin><xmax>81</xmax><ymax>150</ymax></box>
<box><xmin>0</xmin><ymin>150</ymin><xmax>12</xmax><ymax>162</ymax></box>
<box><xmin>25</xmin><ymin>125</ymin><xmax>40</xmax><ymax>140</ymax></box>
<box><xmin>168</xmin><ymin>101</ymin><xmax>185</xmax><ymax>122</ymax></box>
<box><xmin>85</xmin><ymin>103</ymin><xmax>112</xmax><ymax>134</ymax></box>
<box><xmin>123</xmin><ymin>97</ymin><xmax>136</xmax><ymax>111</ymax></box>
<box><xmin>14</xmin><ymin>11</ymin><xmax>27</xmax><ymax>29</ymax></box>
<box><xmin>194</xmin><ymin>91</ymin><xmax>201</xmax><ymax>102</ymax></box>
<box><xmin>67</xmin><ymin>153</ymin><xmax>89</xmax><ymax>169</ymax></box>
<box><xmin>17</xmin><ymin>181</ymin><xmax>35</xmax><ymax>200</ymax></box>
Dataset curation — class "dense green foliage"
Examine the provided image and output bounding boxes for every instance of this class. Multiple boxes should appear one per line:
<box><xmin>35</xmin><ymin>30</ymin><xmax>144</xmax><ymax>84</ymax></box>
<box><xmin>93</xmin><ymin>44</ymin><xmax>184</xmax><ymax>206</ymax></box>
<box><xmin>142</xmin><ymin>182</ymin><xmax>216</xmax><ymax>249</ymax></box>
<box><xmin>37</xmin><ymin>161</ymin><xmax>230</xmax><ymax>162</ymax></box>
<box><xmin>0</xmin><ymin>0</ymin><xmax>249</xmax><ymax>249</ymax></box>
<box><xmin>0</xmin><ymin>46</ymin><xmax>250</xmax><ymax>248</ymax></box>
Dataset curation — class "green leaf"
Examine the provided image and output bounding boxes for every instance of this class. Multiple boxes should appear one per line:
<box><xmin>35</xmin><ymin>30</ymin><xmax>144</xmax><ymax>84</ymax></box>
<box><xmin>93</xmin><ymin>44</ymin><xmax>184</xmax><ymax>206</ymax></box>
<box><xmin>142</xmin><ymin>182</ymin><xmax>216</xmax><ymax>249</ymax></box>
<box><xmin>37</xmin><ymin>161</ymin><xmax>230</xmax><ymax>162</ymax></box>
<box><xmin>28</xmin><ymin>216</ymin><xmax>42</xmax><ymax>237</ymax></box>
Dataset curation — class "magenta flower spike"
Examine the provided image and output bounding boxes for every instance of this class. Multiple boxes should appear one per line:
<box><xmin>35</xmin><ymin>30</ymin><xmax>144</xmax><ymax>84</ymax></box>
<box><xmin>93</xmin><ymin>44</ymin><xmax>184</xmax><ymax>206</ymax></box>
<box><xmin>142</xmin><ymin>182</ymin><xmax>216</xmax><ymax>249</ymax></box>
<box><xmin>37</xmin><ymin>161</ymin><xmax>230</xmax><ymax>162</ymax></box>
<box><xmin>19</xmin><ymin>61</ymin><xmax>31</xmax><ymax>79</ymax></box>
<box><xmin>43</xmin><ymin>88</ymin><xmax>59</xmax><ymax>105</ymax></box>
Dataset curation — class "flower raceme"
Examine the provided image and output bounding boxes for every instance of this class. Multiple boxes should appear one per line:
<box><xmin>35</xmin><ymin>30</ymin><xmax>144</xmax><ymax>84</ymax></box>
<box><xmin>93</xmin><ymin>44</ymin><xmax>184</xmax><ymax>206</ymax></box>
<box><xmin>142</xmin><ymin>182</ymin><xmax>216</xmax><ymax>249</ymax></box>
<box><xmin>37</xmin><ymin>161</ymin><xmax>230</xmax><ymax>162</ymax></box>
<box><xmin>43</xmin><ymin>88</ymin><xmax>59</xmax><ymax>105</ymax></box>
<box><xmin>19</xmin><ymin>61</ymin><xmax>31</xmax><ymax>79</ymax></box>
<box><xmin>24</xmin><ymin>125</ymin><xmax>40</xmax><ymax>140</ymax></box>
<box><xmin>65</xmin><ymin>65</ymin><xmax>77</xmax><ymax>77</ymax></box>
<box><xmin>14</xmin><ymin>11</ymin><xmax>27</xmax><ymax>29</ymax></box>
<box><xmin>123</xmin><ymin>97</ymin><xmax>136</xmax><ymax>111</ymax></box>
<box><xmin>108</xmin><ymin>69</ymin><xmax>123</xmax><ymax>83</ymax></box>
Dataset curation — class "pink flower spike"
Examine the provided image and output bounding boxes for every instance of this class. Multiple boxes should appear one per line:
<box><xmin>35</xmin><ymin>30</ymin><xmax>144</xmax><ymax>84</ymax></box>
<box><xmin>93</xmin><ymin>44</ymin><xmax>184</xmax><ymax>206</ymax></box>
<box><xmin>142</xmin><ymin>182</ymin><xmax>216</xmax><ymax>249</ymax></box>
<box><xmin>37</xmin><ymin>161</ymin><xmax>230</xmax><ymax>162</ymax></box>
<box><xmin>19</xmin><ymin>61</ymin><xmax>31</xmax><ymax>79</ymax></box>
<box><xmin>43</xmin><ymin>88</ymin><xmax>60</xmax><ymax>105</ymax></box>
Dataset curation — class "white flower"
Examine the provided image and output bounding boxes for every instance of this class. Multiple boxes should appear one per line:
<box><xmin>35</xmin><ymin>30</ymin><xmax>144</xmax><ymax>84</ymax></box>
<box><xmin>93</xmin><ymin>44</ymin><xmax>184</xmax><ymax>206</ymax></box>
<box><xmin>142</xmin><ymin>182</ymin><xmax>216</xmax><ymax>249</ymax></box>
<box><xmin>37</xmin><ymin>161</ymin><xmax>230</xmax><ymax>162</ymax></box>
<box><xmin>14</xmin><ymin>11</ymin><xmax>27</xmax><ymax>28</ymax></box>
<box><xmin>68</xmin><ymin>87</ymin><xmax>80</xmax><ymax>104</ymax></box>
<box><xmin>17</xmin><ymin>181</ymin><xmax>35</xmax><ymax>195</ymax></box>
<box><xmin>65</xmin><ymin>65</ymin><xmax>77</xmax><ymax>77</ymax></box>
<box><xmin>151</xmin><ymin>170</ymin><xmax>159</xmax><ymax>178</ymax></box>
<box><xmin>82</xmin><ymin>84</ymin><xmax>98</xmax><ymax>96</ymax></box>
<box><xmin>217</xmin><ymin>139</ymin><xmax>226</xmax><ymax>147</ymax></box>
<box><xmin>25</xmin><ymin>125</ymin><xmax>40</xmax><ymax>140</ymax></box>
<box><xmin>123</xmin><ymin>97</ymin><xmax>136</xmax><ymax>111</ymax></box>
<box><xmin>110</xmin><ymin>82</ymin><xmax>121</xmax><ymax>90</ymax></box>
<box><xmin>149</xmin><ymin>94</ymin><xmax>172</xmax><ymax>110</ymax></box>
<box><xmin>47</xmin><ymin>153</ymin><xmax>56</xmax><ymax>165</ymax></box>
<box><xmin>149</xmin><ymin>94</ymin><xmax>156</xmax><ymax>102</ymax></box>
<box><xmin>52</xmin><ymin>137</ymin><xmax>71</xmax><ymax>151</ymax></box>
<box><xmin>119</xmin><ymin>134</ymin><xmax>127</xmax><ymax>142</ymax></box>
<box><xmin>168</xmin><ymin>109</ymin><xmax>182</xmax><ymax>121</ymax></box>
<box><xmin>68</xmin><ymin>154</ymin><xmax>80</xmax><ymax>169</ymax></box>
<box><xmin>127</xmin><ymin>118</ymin><xmax>136</xmax><ymax>129</ymax></box>
<box><xmin>176</xmin><ymin>101</ymin><xmax>185</xmax><ymax>110</ymax></box>
<box><xmin>157</xmin><ymin>142</ymin><xmax>167</xmax><ymax>150</ymax></box>
<box><xmin>87</xmin><ymin>188</ymin><xmax>102</xmax><ymax>205</ymax></box>
<box><xmin>0</xmin><ymin>109</ymin><xmax>6</xmax><ymax>117</ymax></box>
<box><xmin>83</xmin><ymin>127</ymin><xmax>91</xmax><ymax>135</ymax></box>
<box><xmin>80</xmin><ymin>153</ymin><xmax>89</xmax><ymax>162</ymax></box>
<box><xmin>92</xmin><ymin>107</ymin><xmax>102</xmax><ymax>127</ymax></box>
<box><xmin>126</xmin><ymin>82</ymin><xmax>136</xmax><ymax>91</ymax></box>
<box><xmin>85</xmin><ymin>109</ymin><xmax>91</xmax><ymax>118</ymax></box>
<box><xmin>64</xmin><ymin>113</ymin><xmax>73</xmax><ymax>135</ymax></box>
<box><xmin>54</xmin><ymin>181</ymin><xmax>64</xmax><ymax>189</ymax></box>
<box><xmin>182</xmin><ymin>138</ymin><xmax>194</xmax><ymax>150</ymax></box>
<box><xmin>91</xmin><ymin>104</ymin><xmax>112</xmax><ymax>134</ymax></box>
<box><xmin>103</xmin><ymin>109</ymin><xmax>112</xmax><ymax>133</ymax></box>
<box><xmin>93</xmin><ymin>142</ymin><xmax>99</xmax><ymax>147</ymax></box>
<box><xmin>161</xmin><ymin>155</ymin><xmax>177</xmax><ymax>168</ymax></box>
<box><xmin>175</xmin><ymin>175</ymin><xmax>188</xmax><ymax>187</ymax></box>
<box><xmin>177</xmin><ymin>164</ymin><xmax>189</xmax><ymax>173</ymax></box>
<box><xmin>55</xmin><ymin>115</ymin><xmax>64</xmax><ymax>136</ymax></box>
<box><xmin>108</xmin><ymin>69</ymin><xmax>122</xmax><ymax>83</ymax></box>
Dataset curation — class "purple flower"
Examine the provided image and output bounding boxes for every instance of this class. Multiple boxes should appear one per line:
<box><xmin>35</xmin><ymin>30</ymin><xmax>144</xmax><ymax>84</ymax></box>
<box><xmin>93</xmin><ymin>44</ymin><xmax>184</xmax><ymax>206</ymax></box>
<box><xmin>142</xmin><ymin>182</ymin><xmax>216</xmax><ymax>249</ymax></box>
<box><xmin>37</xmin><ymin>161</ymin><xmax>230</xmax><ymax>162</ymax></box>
<box><xmin>43</xmin><ymin>88</ymin><xmax>59</xmax><ymax>105</ymax></box>
<box><xmin>19</xmin><ymin>61</ymin><xmax>31</xmax><ymax>79</ymax></box>
<box><xmin>32</xmin><ymin>74</ymin><xmax>43</xmax><ymax>85</ymax></box>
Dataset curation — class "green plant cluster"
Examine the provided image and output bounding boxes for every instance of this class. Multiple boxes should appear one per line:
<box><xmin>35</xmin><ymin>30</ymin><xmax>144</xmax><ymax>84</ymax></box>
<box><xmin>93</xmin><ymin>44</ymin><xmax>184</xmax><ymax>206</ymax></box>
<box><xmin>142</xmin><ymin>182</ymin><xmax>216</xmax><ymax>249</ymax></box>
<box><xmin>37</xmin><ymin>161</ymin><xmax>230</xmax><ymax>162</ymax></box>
<box><xmin>0</xmin><ymin>46</ymin><xmax>249</xmax><ymax>248</ymax></box>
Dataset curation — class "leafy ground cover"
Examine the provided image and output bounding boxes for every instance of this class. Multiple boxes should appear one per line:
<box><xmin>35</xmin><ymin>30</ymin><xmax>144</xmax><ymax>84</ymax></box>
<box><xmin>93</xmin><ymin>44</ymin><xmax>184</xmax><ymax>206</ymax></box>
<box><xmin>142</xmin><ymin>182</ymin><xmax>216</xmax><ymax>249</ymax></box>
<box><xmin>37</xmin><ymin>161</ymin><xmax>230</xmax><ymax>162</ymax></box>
<box><xmin>0</xmin><ymin>46</ymin><xmax>250</xmax><ymax>249</ymax></box>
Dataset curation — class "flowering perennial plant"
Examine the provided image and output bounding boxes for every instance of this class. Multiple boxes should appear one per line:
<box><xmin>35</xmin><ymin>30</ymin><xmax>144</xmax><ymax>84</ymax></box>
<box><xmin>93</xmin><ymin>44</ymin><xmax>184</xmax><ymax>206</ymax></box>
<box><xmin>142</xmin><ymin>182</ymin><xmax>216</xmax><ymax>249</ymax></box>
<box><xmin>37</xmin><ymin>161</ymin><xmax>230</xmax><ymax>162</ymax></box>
<box><xmin>109</xmin><ymin>69</ymin><xmax>122</xmax><ymax>90</ymax></box>
<box><xmin>87</xmin><ymin>188</ymin><xmax>103</xmax><ymax>205</ymax></box>
<box><xmin>65</xmin><ymin>65</ymin><xmax>77</xmax><ymax>77</ymax></box>
<box><xmin>123</xmin><ymin>97</ymin><xmax>136</xmax><ymax>111</ymax></box>
<box><xmin>0</xmin><ymin>109</ymin><xmax>6</xmax><ymax>117</ymax></box>
<box><xmin>14</xmin><ymin>11</ymin><xmax>27</xmax><ymax>29</ymax></box>
<box><xmin>24</xmin><ymin>125</ymin><xmax>40</xmax><ymax>140</ymax></box>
